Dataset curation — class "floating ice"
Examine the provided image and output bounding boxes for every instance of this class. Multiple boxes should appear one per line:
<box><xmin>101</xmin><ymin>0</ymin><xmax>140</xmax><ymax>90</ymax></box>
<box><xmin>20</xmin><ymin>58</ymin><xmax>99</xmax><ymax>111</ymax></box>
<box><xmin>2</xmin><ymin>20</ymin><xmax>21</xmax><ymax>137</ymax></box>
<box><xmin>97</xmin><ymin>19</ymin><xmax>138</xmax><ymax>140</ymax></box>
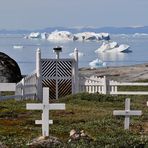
<box><xmin>47</xmin><ymin>30</ymin><xmax>74</xmax><ymax>41</ymax></box>
<box><xmin>74</xmin><ymin>32</ymin><xmax>110</xmax><ymax>41</ymax></box>
<box><xmin>95</xmin><ymin>41</ymin><xmax>130</xmax><ymax>53</ymax></box>
<box><xmin>89</xmin><ymin>59</ymin><xmax>106</xmax><ymax>69</ymax></box>
<box><xmin>27</xmin><ymin>32</ymin><xmax>41</xmax><ymax>39</ymax></box>
<box><xmin>25</xmin><ymin>31</ymin><xmax>110</xmax><ymax>42</ymax></box>
<box><xmin>69</xmin><ymin>51</ymin><xmax>84</xmax><ymax>58</ymax></box>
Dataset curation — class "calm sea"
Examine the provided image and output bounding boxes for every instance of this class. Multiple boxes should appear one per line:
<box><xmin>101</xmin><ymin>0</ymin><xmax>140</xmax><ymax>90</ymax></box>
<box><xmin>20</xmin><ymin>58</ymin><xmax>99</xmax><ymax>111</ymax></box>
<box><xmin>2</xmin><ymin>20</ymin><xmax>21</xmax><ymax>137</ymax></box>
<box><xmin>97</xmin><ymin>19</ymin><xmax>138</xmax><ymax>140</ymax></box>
<box><xmin>0</xmin><ymin>34</ymin><xmax>148</xmax><ymax>75</ymax></box>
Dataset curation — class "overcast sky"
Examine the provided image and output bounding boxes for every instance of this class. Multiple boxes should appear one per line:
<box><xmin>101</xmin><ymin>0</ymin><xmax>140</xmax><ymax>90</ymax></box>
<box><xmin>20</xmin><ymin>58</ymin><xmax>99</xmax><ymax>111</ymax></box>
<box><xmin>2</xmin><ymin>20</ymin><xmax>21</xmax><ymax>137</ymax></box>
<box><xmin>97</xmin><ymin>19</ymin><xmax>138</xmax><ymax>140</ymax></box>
<box><xmin>0</xmin><ymin>0</ymin><xmax>147</xmax><ymax>30</ymax></box>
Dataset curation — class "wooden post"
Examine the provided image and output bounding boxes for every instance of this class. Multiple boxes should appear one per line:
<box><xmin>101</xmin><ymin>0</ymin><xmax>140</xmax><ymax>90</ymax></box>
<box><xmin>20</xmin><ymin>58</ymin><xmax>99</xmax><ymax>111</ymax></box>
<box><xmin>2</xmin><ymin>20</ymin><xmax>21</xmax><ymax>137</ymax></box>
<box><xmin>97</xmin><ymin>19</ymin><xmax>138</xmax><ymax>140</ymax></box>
<box><xmin>103</xmin><ymin>76</ymin><xmax>107</xmax><ymax>94</ymax></box>
<box><xmin>21</xmin><ymin>78</ymin><xmax>25</xmax><ymax>100</ymax></box>
<box><xmin>74</xmin><ymin>48</ymin><xmax>79</xmax><ymax>93</ymax></box>
<box><xmin>36</xmin><ymin>48</ymin><xmax>43</xmax><ymax>101</ymax></box>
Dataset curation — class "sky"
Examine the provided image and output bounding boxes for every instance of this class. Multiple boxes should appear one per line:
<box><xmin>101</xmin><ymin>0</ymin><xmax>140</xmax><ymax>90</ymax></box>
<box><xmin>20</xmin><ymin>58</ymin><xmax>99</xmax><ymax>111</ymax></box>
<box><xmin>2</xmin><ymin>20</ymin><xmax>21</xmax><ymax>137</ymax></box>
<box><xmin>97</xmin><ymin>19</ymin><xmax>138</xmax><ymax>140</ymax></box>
<box><xmin>0</xmin><ymin>0</ymin><xmax>147</xmax><ymax>30</ymax></box>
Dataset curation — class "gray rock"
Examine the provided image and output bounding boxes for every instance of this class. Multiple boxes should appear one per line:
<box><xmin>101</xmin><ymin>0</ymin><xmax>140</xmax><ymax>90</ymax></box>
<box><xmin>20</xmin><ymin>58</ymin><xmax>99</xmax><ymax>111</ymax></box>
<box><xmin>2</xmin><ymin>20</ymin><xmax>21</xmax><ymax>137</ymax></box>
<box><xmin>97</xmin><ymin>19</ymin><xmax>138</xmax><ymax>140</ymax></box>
<box><xmin>0</xmin><ymin>52</ymin><xmax>22</xmax><ymax>83</ymax></box>
<box><xmin>28</xmin><ymin>136</ymin><xmax>64</xmax><ymax>148</ymax></box>
<box><xmin>0</xmin><ymin>142</ymin><xmax>8</xmax><ymax>148</ymax></box>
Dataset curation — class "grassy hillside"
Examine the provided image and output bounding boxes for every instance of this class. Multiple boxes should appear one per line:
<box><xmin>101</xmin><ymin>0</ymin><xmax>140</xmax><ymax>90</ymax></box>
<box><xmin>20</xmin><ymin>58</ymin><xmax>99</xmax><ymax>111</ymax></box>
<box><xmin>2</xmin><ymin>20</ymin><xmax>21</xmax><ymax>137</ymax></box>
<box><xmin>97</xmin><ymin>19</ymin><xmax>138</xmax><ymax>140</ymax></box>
<box><xmin>0</xmin><ymin>93</ymin><xmax>148</xmax><ymax>148</ymax></box>
<box><xmin>0</xmin><ymin>93</ymin><xmax>148</xmax><ymax>147</ymax></box>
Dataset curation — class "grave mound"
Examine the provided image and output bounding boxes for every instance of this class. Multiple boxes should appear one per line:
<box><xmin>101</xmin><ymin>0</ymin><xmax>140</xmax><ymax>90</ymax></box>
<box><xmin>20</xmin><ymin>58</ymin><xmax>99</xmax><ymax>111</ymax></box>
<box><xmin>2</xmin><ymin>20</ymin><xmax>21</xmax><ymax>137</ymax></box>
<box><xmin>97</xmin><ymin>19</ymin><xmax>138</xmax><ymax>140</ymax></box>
<box><xmin>0</xmin><ymin>142</ymin><xmax>8</xmax><ymax>148</ymax></box>
<box><xmin>28</xmin><ymin>136</ymin><xmax>64</xmax><ymax>147</ymax></box>
<box><xmin>0</xmin><ymin>52</ymin><xmax>22</xmax><ymax>83</ymax></box>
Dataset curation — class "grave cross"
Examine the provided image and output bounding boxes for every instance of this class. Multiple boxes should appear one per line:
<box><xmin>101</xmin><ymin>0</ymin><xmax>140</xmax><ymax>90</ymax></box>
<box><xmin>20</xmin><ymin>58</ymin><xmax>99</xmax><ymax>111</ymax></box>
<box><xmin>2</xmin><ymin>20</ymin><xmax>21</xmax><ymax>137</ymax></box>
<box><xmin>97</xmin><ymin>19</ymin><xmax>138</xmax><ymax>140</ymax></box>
<box><xmin>26</xmin><ymin>87</ymin><xmax>65</xmax><ymax>137</ymax></box>
<box><xmin>113</xmin><ymin>98</ymin><xmax>142</xmax><ymax>130</ymax></box>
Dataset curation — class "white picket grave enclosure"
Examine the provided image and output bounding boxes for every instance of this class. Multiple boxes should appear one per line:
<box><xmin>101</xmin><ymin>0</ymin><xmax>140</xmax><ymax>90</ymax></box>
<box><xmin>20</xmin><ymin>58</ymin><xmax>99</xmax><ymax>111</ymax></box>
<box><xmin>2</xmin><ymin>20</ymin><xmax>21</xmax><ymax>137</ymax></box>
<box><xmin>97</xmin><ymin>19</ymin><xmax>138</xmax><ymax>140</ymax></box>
<box><xmin>14</xmin><ymin>47</ymin><xmax>79</xmax><ymax>100</ymax></box>
<box><xmin>2</xmin><ymin>47</ymin><xmax>148</xmax><ymax>101</ymax></box>
<box><xmin>79</xmin><ymin>75</ymin><xmax>148</xmax><ymax>95</ymax></box>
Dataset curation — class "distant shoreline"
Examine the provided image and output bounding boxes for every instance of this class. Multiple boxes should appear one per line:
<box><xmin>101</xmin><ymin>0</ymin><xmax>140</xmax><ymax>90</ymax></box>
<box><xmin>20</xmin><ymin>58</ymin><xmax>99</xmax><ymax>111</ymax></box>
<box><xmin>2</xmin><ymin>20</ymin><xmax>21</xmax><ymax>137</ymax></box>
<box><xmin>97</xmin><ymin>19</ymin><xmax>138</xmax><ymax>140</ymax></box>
<box><xmin>79</xmin><ymin>63</ymin><xmax>148</xmax><ymax>82</ymax></box>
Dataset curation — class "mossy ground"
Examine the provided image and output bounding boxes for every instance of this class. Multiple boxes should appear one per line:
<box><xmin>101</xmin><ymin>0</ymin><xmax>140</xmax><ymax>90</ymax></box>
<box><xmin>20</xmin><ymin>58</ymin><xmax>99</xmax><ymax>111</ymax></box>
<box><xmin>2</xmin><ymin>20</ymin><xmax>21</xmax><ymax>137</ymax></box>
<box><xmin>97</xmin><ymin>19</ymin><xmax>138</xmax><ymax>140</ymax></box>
<box><xmin>0</xmin><ymin>91</ymin><xmax>148</xmax><ymax>147</ymax></box>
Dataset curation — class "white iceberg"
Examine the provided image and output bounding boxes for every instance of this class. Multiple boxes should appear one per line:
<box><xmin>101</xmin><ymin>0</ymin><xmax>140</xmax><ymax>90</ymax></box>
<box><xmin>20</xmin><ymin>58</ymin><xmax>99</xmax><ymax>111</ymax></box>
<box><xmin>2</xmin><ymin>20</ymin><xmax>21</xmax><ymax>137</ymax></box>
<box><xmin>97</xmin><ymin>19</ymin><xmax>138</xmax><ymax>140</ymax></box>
<box><xmin>74</xmin><ymin>32</ymin><xmax>110</xmax><ymax>41</ymax></box>
<box><xmin>47</xmin><ymin>30</ymin><xmax>74</xmax><ymax>41</ymax></box>
<box><xmin>27</xmin><ymin>32</ymin><xmax>41</xmax><ymax>39</ymax></box>
<box><xmin>13</xmin><ymin>45</ymin><xmax>24</xmax><ymax>49</ymax></box>
<box><xmin>41</xmin><ymin>32</ymin><xmax>49</xmax><ymax>39</ymax></box>
<box><xmin>25</xmin><ymin>32</ymin><xmax>49</xmax><ymax>39</ymax></box>
<box><xmin>69</xmin><ymin>51</ymin><xmax>84</xmax><ymax>58</ymax></box>
<box><xmin>95</xmin><ymin>41</ymin><xmax>130</xmax><ymax>53</ymax></box>
<box><xmin>89</xmin><ymin>59</ymin><xmax>106</xmax><ymax>69</ymax></box>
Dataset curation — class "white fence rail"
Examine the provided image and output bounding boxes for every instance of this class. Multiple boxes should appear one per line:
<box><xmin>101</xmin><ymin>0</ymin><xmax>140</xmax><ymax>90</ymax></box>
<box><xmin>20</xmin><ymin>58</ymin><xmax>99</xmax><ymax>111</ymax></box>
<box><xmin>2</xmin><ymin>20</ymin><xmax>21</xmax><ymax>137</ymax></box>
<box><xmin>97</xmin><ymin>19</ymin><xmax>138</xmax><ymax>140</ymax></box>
<box><xmin>0</xmin><ymin>83</ymin><xmax>16</xmax><ymax>91</ymax></box>
<box><xmin>79</xmin><ymin>76</ymin><xmax>148</xmax><ymax>95</ymax></box>
<box><xmin>15</xmin><ymin>73</ymin><xmax>37</xmax><ymax>100</ymax></box>
<box><xmin>110</xmin><ymin>80</ymin><xmax>148</xmax><ymax>95</ymax></box>
<box><xmin>0</xmin><ymin>83</ymin><xmax>16</xmax><ymax>100</ymax></box>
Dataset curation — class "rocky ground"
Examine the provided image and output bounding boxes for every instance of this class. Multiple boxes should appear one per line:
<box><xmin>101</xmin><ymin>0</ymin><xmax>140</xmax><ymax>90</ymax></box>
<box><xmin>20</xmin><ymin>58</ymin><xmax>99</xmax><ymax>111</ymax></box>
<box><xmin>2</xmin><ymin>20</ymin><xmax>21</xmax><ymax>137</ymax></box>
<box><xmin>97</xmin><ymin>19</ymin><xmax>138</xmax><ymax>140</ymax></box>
<box><xmin>79</xmin><ymin>63</ymin><xmax>148</xmax><ymax>82</ymax></box>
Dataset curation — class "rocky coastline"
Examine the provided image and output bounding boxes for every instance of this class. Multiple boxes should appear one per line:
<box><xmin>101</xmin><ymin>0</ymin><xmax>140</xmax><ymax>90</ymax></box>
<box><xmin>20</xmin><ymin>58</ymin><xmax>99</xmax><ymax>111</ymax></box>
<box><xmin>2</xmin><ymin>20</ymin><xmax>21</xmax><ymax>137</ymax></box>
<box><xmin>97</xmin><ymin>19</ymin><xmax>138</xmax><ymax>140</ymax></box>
<box><xmin>79</xmin><ymin>63</ymin><xmax>148</xmax><ymax>82</ymax></box>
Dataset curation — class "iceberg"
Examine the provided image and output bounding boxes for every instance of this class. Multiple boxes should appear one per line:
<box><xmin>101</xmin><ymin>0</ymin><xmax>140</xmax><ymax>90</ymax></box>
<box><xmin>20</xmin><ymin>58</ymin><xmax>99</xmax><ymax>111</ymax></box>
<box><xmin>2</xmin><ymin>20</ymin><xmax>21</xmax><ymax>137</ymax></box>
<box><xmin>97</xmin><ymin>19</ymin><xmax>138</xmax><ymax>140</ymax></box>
<box><xmin>69</xmin><ymin>51</ymin><xmax>84</xmax><ymax>58</ymax></box>
<box><xmin>47</xmin><ymin>30</ymin><xmax>74</xmax><ymax>41</ymax></box>
<box><xmin>27</xmin><ymin>32</ymin><xmax>41</xmax><ymax>39</ymax></box>
<box><xmin>25</xmin><ymin>30</ymin><xmax>110</xmax><ymax>42</ymax></box>
<box><xmin>89</xmin><ymin>59</ymin><xmax>106</xmax><ymax>69</ymax></box>
<box><xmin>74</xmin><ymin>32</ymin><xmax>110</xmax><ymax>41</ymax></box>
<box><xmin>41</xmin><ymin>32</ymin><xmax>49</xmax><ymax>39</ymax></box>
<box><xmin>95</xmin><ymin>41</ymin><xmax>130</xmax><ymax>53</ymax></box>
<box><xmin>25</xmin><ymin>32</ymin><xmax>49</xmax><ymax>39</ymax></box>
<box><xmin>13</xmin><ymin>45</ymin><xmax>24</xmax><ymax>49</ymax></box>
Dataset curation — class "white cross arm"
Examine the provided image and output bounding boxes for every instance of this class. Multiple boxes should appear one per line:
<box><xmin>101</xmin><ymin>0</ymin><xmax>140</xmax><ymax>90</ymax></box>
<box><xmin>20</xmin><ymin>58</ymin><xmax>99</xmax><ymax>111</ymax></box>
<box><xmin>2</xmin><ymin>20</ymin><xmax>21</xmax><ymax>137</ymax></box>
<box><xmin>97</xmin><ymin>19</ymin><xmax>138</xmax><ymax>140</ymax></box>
<box><xmin>35</xmin><ymin>120</ymin><xmax>53</xmax><ymax>124</ymax></box>
<box><xmin>26</xmin><ymin>103</ymin><xmax>65</xmax><ymax>110</ymax></box>
<box><xmin>113</xmin><ymin>110</ymin><xmax>142</xmax><ymax>116</ymax></box>
<box><xmin>50</xmin><ymin>103</ymin><xmax>65</xmax><ymax>110</ymax></box>
<box><xmin>26</xmin><ymin>104</ymin><xmax>43</xmax><ymax>110</ymax></box>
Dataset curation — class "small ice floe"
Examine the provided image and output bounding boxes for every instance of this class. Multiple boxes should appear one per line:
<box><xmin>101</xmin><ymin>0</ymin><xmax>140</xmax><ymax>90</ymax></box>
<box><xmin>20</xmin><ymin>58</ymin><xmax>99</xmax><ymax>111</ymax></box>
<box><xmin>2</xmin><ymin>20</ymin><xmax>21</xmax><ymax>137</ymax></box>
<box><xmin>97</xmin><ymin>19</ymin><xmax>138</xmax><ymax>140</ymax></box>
<box><xmin>13</xmin><ymin>45</ymin><xmax>24</xmax><ymax>49</ymax></box>
<box><xmin>95</xmin><ymin>41</ymin><xmax>131</xmax><ymax>53</ymax></box>
<box><xmin>89</xmin><ymin>59</ymin><xmax>106</xmax><ymax>69</ymax></box>
<box><xmin>27</xmin><ymin>32</ymin><xmax>41</xmax><ymax>39</ymax></box>
<box><xmin>69</xmin><ymin>51</ymin><xmax>84</xmax><ymax>58</ymax></box>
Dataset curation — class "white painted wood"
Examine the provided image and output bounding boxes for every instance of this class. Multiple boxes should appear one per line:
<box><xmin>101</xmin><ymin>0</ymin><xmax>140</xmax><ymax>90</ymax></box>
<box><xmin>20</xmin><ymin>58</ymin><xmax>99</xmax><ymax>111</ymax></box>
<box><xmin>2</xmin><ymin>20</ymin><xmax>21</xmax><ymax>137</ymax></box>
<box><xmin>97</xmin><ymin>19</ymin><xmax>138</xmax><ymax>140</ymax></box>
<box><xmin>113</xmin><ymin>98</ymin><xmax>142</xmax><ymax>130</ymax></box>
<box><xmin>26</xmin><ymin>87</ymin><xmax>65</xmax><ymax>137</ymax></box>
<box><xmin>36</xmin><ymin>48</ymin><xmax>43</xmax><ymax>101</ymax></box>
<box><xmin>74</xmin><ymin>48</ymin><xmax>79</xmax><ymax>93</ymax></box>
<box><xmin>110</xmin><ymin>91</ymin><xmax>148</xmax><ymax>95</ymax></box>
<box><xmin>79</xmin><ymin>75</ymin><xmax>148</xmax><ymax>95</ymax></box>
<box><xmin>0</xmin><ymin>83</ymin><xmax>16</xmax><ymax>91</ymax></box>
<box><xmin>35</xmin><ymin>120</ymin><xmax>53</xmax><ymax>124</ymax></box>
<box><xmin>110</xmin><ymin>82</ymin><xmax>148</xmax><ymax>86</ymax></box>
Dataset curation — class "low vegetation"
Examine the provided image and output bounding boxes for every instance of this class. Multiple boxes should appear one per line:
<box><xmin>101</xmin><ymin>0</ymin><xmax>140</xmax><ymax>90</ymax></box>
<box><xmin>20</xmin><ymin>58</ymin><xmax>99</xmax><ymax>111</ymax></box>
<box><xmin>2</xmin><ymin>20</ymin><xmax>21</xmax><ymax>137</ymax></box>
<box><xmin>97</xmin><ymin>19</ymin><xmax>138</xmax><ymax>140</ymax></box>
<box><xmin>0</xmin><ymin>93</ymin><xmax>148</xmax><ymax>147</ymax></box>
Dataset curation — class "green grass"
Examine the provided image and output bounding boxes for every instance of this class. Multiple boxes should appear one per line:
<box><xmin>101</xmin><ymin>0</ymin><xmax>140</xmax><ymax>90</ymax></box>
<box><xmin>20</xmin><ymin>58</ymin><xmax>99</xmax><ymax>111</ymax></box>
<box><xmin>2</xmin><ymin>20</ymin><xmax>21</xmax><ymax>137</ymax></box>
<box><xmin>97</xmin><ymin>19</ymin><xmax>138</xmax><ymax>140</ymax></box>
<box><xmin>0</xmin><ymin>93</ymin><xmax>148</xmax><ymax>147</ymax></box>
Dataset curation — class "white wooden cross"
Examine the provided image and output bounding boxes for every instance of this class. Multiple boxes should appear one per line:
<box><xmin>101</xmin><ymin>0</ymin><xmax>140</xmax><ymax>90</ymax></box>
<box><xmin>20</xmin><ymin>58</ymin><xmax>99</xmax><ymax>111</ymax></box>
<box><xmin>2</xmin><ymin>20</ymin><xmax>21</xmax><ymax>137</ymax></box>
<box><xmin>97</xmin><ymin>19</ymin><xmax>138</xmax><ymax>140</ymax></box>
<box><xmin>113</xmin><ymin>98</ymin><xmax>142</xmax><ymax>130</ymax></box>
<box><xmin>26</xmin><ymin>87</ymin><xmax>65</xmax><ymax>137</ymax></box>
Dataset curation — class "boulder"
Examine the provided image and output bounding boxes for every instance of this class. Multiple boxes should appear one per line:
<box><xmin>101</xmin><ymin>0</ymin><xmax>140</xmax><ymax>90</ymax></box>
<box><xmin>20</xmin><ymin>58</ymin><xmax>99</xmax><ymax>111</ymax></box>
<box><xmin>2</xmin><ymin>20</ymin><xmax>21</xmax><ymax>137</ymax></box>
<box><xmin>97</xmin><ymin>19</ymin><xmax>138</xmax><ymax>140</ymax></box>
<box><xmin>68</xmin><ymin>129</ymin><xmax>93</xmax><ymax>143</ymax></box>
<box><xmin>0</xmin><ymin>52</ymin><xmax>22</xmax><ymax>83</ymax></box>
<box><xmin>0</xmin><ymin>142</ymin><xmax>8</xmax><ymax>148</ymax></box>
<box><xmin>28</xmin><ymin>136</ymin><xmax>64</xmax><ymax>148</ymax></box>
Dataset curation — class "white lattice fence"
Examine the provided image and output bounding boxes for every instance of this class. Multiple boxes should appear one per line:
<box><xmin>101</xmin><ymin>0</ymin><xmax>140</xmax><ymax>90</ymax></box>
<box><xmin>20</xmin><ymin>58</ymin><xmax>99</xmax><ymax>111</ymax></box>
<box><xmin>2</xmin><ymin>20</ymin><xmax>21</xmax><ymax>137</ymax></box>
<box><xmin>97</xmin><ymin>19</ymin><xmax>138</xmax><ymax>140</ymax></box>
<box><xmin>79</xmin><ymin>75</ymin><xmax>148</xmax><ymax>95</ymax></box>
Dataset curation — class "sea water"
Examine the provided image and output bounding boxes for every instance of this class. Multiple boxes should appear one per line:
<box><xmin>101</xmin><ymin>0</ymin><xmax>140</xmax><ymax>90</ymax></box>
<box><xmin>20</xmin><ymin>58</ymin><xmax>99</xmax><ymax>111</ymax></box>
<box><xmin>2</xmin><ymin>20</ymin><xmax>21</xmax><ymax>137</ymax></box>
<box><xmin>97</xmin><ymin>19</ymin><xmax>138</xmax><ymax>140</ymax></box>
<box><xmin>0</xmin><ymin>34</ymin><xmax>148</xmax><ymax>75</ymax></box>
